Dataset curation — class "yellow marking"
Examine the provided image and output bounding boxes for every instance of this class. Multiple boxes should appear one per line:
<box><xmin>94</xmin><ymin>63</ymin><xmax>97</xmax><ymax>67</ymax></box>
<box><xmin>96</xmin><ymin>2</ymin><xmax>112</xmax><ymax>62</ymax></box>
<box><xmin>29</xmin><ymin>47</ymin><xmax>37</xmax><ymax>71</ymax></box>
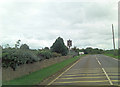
<box><xmin>66</xmin><ymin>73</ymin><xmax>120</xmax><ymax>75</ymax></box>
<box><xmin>65</xmin><ymin>72</ymin><xmax>120</xmax><ymax>76</ymax></box>
<box><xmin>66</xmin><ymin>71</ymin><xmax>102</xmax><ymax>73</ymax></box>
<box><xmin>111</xmin><ymin>80</ymin><xmax>119</xmax><ymax>82</ymax></box>
<box><xmin>64</xmin><ymin>74</ymin><xmax>105</xmax><ymax>76</ymax></box>
<box><xmin>70</xmin><ymin>69</ymin><xmax>102</xmax><ymax>70</ymax></box>
<box><xmin>69</xmin><ymin>70</ymin><xmax>102</xmax><ymax>72</ymax></box>
<box><xmin>47</xmin><ymin>56</ymin><xmax>82</xmax><ymax>85</ymax></box>
<box><xmin>107</xmin><ymin>72</ymin><xmax>119</xmax><ymax>74</ymax></box>
<box><xmin>59</xmin><ymin>77</ymin><xmax>104</xmax><ymax>79</ymax></box>
<box><xmin>54</xmin><ymin>80</ymin><xmax>109</xmax><ymax>83</ymax></box>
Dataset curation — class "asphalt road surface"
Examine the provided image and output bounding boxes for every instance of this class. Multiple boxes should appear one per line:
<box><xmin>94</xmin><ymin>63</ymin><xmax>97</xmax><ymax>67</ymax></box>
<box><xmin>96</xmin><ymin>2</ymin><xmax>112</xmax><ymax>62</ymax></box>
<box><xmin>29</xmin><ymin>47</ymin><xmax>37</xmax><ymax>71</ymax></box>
<box><xmin>0</xmin><ymin>67</ymin><xmax>2</xmax><ymax>86</ymax></box>
<box><xmin>48</xmin><ymin>54</ymin><xmax>119</xmax><ymax>86</ymax></box>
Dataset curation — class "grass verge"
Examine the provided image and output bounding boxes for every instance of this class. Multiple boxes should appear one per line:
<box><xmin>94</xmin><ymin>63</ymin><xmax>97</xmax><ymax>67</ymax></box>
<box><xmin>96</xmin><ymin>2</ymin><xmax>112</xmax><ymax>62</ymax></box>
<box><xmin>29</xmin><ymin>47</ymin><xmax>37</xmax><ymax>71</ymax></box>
<box><xmin>3</xmin><ymin>55</ymin><xmax>85</xmax><ymax>85</ymax></box>
<box><xmin>104</xmin><ymin>53</ymin><xmax>120</xmax><ymax>60</ymax></box>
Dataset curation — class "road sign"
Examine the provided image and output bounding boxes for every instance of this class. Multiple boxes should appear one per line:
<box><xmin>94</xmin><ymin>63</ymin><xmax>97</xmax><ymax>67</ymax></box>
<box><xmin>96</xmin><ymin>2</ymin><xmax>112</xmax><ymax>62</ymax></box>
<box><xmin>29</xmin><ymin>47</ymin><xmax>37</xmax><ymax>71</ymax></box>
<box><xmin>67</xmin><ymin>40</ymin><xmax>72</xmax><ymax>48</ymax></box>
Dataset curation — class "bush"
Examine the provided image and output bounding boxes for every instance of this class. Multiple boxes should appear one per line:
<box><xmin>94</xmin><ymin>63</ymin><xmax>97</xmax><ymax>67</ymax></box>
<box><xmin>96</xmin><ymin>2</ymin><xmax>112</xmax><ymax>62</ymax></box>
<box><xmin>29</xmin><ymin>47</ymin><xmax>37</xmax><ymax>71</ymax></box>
<box><xmin>52</xmin><ymin>52</ymin><xmax>61</xmax><ymax>57</ymax></box>
<box><xmin>37</xmin><ymin>50</ymin><xmax>52</xmax><ymax>59</ymax></box>
<box><xmin>2</xmin><ymin>48</ymin><xmax>40</xmax><ymax>70</ymax></box>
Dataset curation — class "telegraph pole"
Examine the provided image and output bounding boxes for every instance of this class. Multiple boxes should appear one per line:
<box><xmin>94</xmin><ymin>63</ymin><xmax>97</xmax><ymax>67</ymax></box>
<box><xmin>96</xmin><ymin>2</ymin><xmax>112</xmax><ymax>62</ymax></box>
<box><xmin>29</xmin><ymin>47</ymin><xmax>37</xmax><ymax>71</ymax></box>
<box><xmin>112</xmin><ymin>24</ymin><xmax>116</xmax><ymax>55</ymax></box>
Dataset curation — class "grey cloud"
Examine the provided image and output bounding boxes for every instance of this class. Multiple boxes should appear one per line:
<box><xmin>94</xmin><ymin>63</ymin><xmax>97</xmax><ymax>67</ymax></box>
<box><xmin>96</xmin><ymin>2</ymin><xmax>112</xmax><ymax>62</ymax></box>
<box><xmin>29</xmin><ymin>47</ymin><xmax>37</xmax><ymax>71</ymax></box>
<box><xmin>0</xmin><ymin>1</ymin><xmax>118</xmax><ymax>49</ymax></box>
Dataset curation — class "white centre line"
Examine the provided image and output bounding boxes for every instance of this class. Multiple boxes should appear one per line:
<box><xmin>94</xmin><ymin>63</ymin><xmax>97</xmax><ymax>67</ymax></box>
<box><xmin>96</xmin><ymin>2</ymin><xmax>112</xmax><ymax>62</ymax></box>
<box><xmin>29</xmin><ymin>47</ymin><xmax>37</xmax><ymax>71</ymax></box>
<box><xmin>98</xmin><ymin>60</ymin><xmax>101</xmax><ymax>65</ymax></box>
<box><xmin>102</xmin><ymin>68</ymin><xmax>113</xmax><ymax>85</ymax></box>
<box><xmin>95</xmin><ymin>55</ymin><xmax>113</xmax><ymax>85</ymax></box>
<box><xmin>96</xmin><ymin>57</ymin><xmax>101</xmax><ymax>65</ymax></box>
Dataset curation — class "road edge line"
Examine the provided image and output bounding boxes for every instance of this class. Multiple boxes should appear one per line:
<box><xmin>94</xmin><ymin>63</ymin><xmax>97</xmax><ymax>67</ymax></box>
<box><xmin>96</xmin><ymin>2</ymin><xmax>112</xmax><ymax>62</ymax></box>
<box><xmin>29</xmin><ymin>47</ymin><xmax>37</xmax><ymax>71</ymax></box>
<box><xmin>47</xmin><ymin>56</ymin><xmax>82</xmax><ymax>85</ymax></box>
<box><xmin>104</xmin><ymin>55</ymin><xmax>119</xmax><ymax>61</ymax></box>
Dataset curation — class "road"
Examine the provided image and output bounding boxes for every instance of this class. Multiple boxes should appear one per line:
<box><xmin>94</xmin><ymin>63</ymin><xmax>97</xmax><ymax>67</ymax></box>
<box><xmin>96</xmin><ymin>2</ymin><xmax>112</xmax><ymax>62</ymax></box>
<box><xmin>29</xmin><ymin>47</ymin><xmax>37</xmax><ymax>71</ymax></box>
<box><xmin>0</xmin><ymin>67</ymin><xmax>1</xmax><ymax>86</ymax></box>
<box><xmin>48</xmin><ymin>54</ymin><xmax>119</xmax><ymax>86</ymax></box>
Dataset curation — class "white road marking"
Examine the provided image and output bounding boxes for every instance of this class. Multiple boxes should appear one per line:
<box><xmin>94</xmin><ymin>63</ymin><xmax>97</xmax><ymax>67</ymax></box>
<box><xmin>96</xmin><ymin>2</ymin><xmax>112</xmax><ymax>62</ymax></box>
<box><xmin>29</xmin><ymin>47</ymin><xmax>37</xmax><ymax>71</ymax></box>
<box><xmin>104</xmin><ymin>55</ymin><xmax>119</xmax><ymax>61</ymax></box>
<box><xmin>102</xmin><ymin>68</ymin><xmax>113</xmax><ymax>85</ymax></box>
<box><xmin>96</xmin><ymin>57</ymin><xmax>101</xmax><ymax>65</ymax></box>
<box><xmin>98</xmin><ymin>60</ymin><xmax>101</xmax><ymax>65</ymax></box>
<box><xmin>95</xmin><ymin>55</ymin><xmax>113</xmax><ymax>85</ymax></box>
<box><xmin>113</xmin><ymin>58</ymin><xmax>119</xmax><ymax>61</ymax></box>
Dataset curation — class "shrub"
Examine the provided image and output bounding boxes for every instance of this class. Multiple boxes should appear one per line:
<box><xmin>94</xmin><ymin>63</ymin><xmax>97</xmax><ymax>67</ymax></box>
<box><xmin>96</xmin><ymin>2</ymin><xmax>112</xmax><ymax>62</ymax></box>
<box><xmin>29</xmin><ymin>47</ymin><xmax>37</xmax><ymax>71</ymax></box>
<box><xmin>37</xmin><ymin>50</ymin><xmax>52</xmax><ymax>59</ymax></box>
<box><xmin>2</xmin><ymin>48</ymin><xmax>39</xmax><ymax>70</ymax></box>
<box><xmin>52</xmin><ymin>52</ymin><xmax>61</xmax><ymax>57</ymax></box>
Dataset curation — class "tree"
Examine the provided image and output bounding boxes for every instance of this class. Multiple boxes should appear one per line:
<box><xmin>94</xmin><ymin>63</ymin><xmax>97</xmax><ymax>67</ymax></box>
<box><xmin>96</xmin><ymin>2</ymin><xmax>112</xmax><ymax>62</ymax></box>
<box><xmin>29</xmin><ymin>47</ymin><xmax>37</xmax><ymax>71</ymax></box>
<box><xmin>15</xmin><ymin>40</ymin><xmax>21</xmax><ymax>49</ymax></box>
<box><xmin>119</xmin><ymin>48</ymin><xmax>120</xmax><ymax>55</ymax></box>
<box><xmin>72</xmin><ymin>46</ymin><xmax>79</xmax><ymax>53</ymax></box>
<box><xmin>20</xmin><ymin>44</ymin><xmax>29</xmax><ymax>50</ymax></box>
<box><xmin>72</xmin><ymin>46</ymin><xmax>77</xmax><ymax>51</ymax></box>
<box><xmin>51</xmin><ymin>37</ymin><xmax>68</xmax><ymax>56</ymax></box>
<box><xmin>0</xmin><ymin>45</ymin><xmax>2</xmax><ymax>58</ymax></box>
<box><xmin>44</xmin><ymin>47</ymin><xmax>49</xmax><ymax>50</ymax></box>
<box><xmin>5</xmin><ymin>44</ymin><xmax>10</xmax><ymax>48</ymax></box>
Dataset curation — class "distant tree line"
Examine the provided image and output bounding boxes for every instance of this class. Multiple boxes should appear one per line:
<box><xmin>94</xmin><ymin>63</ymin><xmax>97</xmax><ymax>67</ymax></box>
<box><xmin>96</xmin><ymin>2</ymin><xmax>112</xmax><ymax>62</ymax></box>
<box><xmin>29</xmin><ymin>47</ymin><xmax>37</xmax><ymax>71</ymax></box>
<box><xmin>71</xmin><ymin>47</ymin><xmax>104</xmax><ymax>54</ymax></box>
<box><xmin>80</xmin><ymin>47</ymin><xmax>104</xmax><ymax>54</ymax></box>
<box><xmin>72</xmin><ymin>46</ymin><xmax>119</xmax><ymax>57</ymax></box>
<box><xmin>104</xmin><ymin>49</ymin><xmax>118</xmax><ymax>56</ymax></box>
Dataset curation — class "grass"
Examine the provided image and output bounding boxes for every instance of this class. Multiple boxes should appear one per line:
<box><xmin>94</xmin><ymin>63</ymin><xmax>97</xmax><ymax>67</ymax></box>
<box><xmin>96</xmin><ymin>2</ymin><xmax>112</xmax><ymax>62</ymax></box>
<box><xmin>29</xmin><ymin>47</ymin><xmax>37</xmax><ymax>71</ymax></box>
<box><xmin>104</xmin><ymin>53</ymin><xmax>120</xmax><ymax>60</ymax></box>
<box><xmin>3</xmin><ymin>55</ymin><xmax>85</xmax><ymax>85</ymax></box>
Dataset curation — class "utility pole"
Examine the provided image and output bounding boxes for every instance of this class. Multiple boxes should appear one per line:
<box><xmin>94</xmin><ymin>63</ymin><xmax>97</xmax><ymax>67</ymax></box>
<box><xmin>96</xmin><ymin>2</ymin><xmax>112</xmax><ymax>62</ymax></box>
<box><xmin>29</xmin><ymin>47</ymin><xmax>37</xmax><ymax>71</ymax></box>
<box><xmin>112</xmin><ymin>24</ymin><xmax>116</xmax><ymax>55</ymax></box>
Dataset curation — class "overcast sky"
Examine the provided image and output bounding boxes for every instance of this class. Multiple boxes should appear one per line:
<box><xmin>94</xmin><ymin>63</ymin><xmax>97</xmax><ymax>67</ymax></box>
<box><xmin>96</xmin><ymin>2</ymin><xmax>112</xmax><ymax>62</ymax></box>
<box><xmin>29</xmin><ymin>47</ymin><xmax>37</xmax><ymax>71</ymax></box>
<box><xmin>0</xmin><ymin>0</ymin><xmax>118</xmax><ymax>49</ymax></box>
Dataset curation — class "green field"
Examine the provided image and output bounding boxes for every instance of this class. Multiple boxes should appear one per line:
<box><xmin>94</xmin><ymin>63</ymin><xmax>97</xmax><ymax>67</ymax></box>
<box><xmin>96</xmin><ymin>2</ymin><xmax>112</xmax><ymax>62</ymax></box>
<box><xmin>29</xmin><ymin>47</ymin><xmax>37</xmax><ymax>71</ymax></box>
<box><xmin>104</xmin><ymin>54</ymin><xmax>120</xmax><ymax>60</ymax></box>
<box><xmin>3</xmin><ymin>55</ymin><xmax>85</xmax><ymax>85</ymax></box>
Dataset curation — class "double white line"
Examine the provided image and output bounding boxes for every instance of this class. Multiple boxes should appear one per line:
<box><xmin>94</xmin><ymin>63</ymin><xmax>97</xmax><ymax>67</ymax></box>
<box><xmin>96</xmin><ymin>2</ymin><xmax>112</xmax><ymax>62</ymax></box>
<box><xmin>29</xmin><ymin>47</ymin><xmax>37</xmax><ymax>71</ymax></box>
<box><xmin>95</xmin><ymin>56</ymin><xmax>113</xmax><ymax>85</ymax></box>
